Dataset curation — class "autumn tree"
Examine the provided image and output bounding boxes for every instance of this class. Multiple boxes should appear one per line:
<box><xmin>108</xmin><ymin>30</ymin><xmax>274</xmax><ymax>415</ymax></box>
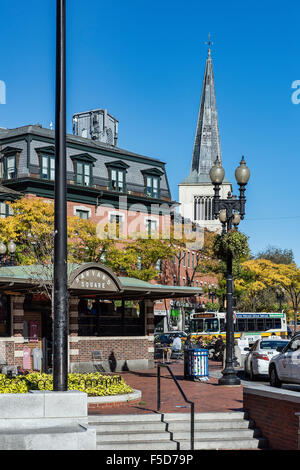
<box><xmin>241</xmin><ymin>259</ymin><xmax>300</xmax><ymax>327</ymax></box>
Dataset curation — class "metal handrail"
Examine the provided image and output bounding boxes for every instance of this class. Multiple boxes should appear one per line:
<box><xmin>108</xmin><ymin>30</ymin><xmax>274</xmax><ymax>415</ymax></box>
<box><xmin>157</xmin><ymin>363</ymin><xmax>195</xmax><ymax>451</ymax></box>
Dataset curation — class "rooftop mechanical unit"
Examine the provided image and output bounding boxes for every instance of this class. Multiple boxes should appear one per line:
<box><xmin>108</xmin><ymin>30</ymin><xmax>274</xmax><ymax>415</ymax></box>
<box><xmin>73</xmin><ymin>108</ymin><xmax>119</xmax><ymax>146</ymax></box>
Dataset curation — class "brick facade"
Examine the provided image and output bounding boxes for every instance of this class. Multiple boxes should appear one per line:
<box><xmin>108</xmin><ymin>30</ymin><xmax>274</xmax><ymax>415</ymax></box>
<box><xmin>243</xmin><ymin>387</ymin><xmax>300</xmax><ymax>450</ymax></box>
<box><xmin>0</xmin><ymin>294</ymin><xmax>156</xmax><ymax>373</ymax></box>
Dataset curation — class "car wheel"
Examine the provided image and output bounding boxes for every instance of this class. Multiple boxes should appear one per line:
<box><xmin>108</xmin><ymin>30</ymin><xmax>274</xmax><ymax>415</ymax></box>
<box><xmin>269</xmin><ymin>366</ymin><xmax>282</xmax><ymax>388</ymax></box>
<box><xmin>249</xmin><ymin>364</ymin><xmax>256</xmax><ymax>381</ymax></box>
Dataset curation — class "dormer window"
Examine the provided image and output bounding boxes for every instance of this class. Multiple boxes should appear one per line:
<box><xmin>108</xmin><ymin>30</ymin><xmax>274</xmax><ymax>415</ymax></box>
<box><xmin>36</xmin><ymin>146</ymin><xmax>55</xmax><ymax>181</ymax></box>
<box><xmin>1</xmin><ymin>147</ymin><xmax>19</xmax><ymax>180</ymax></box>
<box><xmin>5</xmin><ymin>156</ymin><xmax>17</xmax><ymax>180</ymax></box>
<box><xmin>71</xmin><ymin>153</ymin><xmax>96</xmax><ymax>187</ymax></box>
<box><xmin>42</xmin><ymin>154</ymin><xmax>55</xmax><ymax>180</ymax></box>
<box><xmin>76</xmin><ymin>161</ymin><xmax>92</xmax><ymax>186</ymax></box>
<box><xmin>105</xmin><ymin>161</ymin><xmax>129</xmax><ymax>193</ymax></box>
<box><xmin>141</xmin><ymin>168</ymin><xmax>164</xmax><ymax>199</ymax></box>
<box><xmin>146</xmin><ymin>175</ymin><xmax>159</xmax><ymax>198</ymax></box>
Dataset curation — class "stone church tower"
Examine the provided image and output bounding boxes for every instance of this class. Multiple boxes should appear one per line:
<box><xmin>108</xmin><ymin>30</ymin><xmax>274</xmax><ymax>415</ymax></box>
<box><xmin>179</xmin><ymin>43</ymin><xmax>232</xmax><ymax>232</ymax></box>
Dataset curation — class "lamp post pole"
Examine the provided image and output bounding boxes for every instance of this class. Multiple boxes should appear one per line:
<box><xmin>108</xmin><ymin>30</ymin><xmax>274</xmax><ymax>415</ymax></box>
<box><xmin>53</xmin><ymin>0</ymin><xmax>68</xmax><ymax>392</ymax></box>
<box><xmin>210</xmin><ymin>156</ymin><xmax>250</xmax><ymax>386</ymax></box>
<box><xmin>208</xmin><ymin>287</ymin><xmax>217</xmax><ymax>304</ymax></box>
<box><xmin>276</xmin><ymin>289</ymin><xmax>284</xmax><ymax>313</ymax></box>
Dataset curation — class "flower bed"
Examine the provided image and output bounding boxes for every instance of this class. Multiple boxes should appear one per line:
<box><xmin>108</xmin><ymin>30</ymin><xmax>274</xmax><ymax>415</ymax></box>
<box><xmin>0</xmin><ymin>373</ymin><xmax>133</xmax><ymax>397</ymax></box>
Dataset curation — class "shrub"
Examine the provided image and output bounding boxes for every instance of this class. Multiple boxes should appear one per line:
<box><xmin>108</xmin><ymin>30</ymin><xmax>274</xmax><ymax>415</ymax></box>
<box><xmin>0</xmin><ymin>373</ymin><xmax>133</xmax><ymax>396</ymax></box>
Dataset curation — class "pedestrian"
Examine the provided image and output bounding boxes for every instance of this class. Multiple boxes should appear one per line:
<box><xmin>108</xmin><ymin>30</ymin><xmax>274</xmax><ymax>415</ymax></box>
<box><xmin>195</xmin><ymin>336</ymin><xmax>204</xmax><ymax>349</ymax></box>
<box><xmin>171</xmin><ymin>334</ymin><xmax>182</xmax><ymax>352</ymax></box>
<box><xmin>184</xmin><ymin>334</ymin><xmax>193</xmax><ymax>350</ymax></box>
<box><xmin>214</xmin><ymin>335</ymin><xmax>224</xmax><ymax>354</ymax></box>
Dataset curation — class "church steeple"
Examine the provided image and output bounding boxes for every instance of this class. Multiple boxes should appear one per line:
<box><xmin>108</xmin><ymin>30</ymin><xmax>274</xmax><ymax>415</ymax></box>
<box><xmin>190</xmin><ymin>38</ymin><xmax>222</xmax><ymax>178</ymax></box>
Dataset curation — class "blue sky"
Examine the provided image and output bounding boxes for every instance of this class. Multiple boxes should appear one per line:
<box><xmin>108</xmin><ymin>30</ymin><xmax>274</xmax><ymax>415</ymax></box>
<box><xmin>0</xmin><ymin>0</ymin><xmax>300</xmax><ymax>265</ymax></box>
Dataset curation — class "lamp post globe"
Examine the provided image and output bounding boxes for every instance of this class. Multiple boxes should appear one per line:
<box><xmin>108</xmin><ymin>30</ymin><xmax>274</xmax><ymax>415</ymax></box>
<box><xmin>8</xmin><ymin>241</ymin><xmax>16</xmax><ymax>254</ymax></box>
<box><xmin>209</xmin><ymin>157</ymin><xmax>225</xmax><ymax>184</ymax></box>
<box><xmin>232</xmin><ymin>211</ymin><xmax>241</xmax><ymax>226</ymax></box>
<box><xmin>218</xmin><ymin>209</ymin><xmax>227</xmax><ymax>223</ymax></box>
<box><xmin>0</xmin><ymin>243</ymin><xmax>7</xmax><ymax>256</ymax></box>
<box><xmin>235</xmin><ymin>156</ymin><xmax>250</xmax><ymax>185</ymax></box>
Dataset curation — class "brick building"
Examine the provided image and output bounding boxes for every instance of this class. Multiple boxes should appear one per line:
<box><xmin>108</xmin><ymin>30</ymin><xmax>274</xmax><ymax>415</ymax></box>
<box><xmin>0</xmin><ymin>263</ymin><xmax>201</xmax><ymax>373</ymax></box>
<box><xmin>0</xmin><ymin>118</ymin><xmax>218</xmax><ymax>335</ymax></box>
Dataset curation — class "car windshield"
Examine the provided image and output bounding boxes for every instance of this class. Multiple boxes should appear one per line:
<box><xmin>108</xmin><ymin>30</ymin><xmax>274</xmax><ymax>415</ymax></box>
<box><xmin>260</xmin><ymin>341</ymin><xmax>288</xmax><ymax>350</ymax></box>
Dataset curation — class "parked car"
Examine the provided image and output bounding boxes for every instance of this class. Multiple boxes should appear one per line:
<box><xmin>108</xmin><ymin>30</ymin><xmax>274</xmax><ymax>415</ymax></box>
<box><xmin>269</xmin><ymin>333</ymin><xmax>300</xmax><ymax>388</ymax></box>
<box><xmin>154</xmin><ymin>331</ymin><xmax>187</xmax><ymax>346</ymax></box>
<box><xmin>244</xmin><ymin>338</ymin><xmax>289</xmax><ymax>381</ymax></box>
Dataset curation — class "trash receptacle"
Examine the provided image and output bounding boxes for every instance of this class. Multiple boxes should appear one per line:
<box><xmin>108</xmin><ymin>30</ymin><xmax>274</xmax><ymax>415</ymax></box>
<box><xmin>184</xmin><ymin>348</ymin><xmax>209</xmax><ymax>381</ymax></box>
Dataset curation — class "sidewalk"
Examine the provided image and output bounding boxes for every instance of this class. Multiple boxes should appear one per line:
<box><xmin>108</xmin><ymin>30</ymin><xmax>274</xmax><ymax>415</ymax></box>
<box><xmin>89</xmin><ymin>360</ymin><xmax>245</xmax><ymax>416</ymax></box>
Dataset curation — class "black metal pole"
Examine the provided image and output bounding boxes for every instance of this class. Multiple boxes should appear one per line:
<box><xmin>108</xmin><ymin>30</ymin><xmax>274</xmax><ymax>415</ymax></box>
<box><xmin>53</xmin><ymin>0</ymin><xmax>68</xmax><ymax>392</ymax></box>
<box><xmin>218</xmin><ymin>249</ymin><xmax>240</xmax><ymax>385</ymax></box>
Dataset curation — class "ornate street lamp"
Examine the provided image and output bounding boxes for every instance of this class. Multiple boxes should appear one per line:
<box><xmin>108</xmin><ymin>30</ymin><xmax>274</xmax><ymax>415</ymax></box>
<box><xmin>210</xmin><ymin>156</ymin><xmax>250</xmax><ymax>386</ymax></box>
<box><xmin>0</xmin><ymin>241</ymin><xmax>17</xmax><ymax>267</ymax></box>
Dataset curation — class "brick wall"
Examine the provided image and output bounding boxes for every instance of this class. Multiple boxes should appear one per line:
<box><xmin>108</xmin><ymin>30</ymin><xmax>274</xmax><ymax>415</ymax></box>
<box><xmin>243</xmin><ymin>387</ymin><xmax>300</xmax><ymax>450</ymax></box>
<box><xmin>75</xmin><ymin>337</ymin><xmax>152</xmax><ymax>363</ymax></box>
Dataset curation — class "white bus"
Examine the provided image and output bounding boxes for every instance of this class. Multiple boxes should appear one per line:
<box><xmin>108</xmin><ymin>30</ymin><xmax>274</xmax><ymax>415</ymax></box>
<box><xmin>188</xmin><ymin>311</ymin><xmax>288</xmax><ymax>343</ymax></box>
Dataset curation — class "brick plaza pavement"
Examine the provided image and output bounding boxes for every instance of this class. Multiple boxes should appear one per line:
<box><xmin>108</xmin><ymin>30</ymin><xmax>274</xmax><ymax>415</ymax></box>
<box><xmin>90</xmin><ymin>360</ymin><xmax>245</xmax><ymax>416</ymax></box>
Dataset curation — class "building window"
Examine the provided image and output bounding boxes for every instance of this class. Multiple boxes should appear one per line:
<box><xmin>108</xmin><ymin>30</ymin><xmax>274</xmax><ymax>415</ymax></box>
<box><xmin>194</xmin><ymin>196</ymin><xmax>214</xmax><ymax>221</ymax></box>
<box><xmin>146</xmin><ymin>176</ymin><xmax>159</xmax><ymax>198</ymax></box>
<box><xmin>141</xmin><ymin>168</ymin><xmax>163</xmax><ymax>199</ymax></box>
<box><xmin>75</xmin><ymin>209</ymin><xmax>90</xmax><ymax>220</ymax></box>
<box><xmin>111</xmin><ymin>169</ymin><xmax>125</xmax><ymax>192</ymax></box>
<box><xmin>76</xmin><ymin>162</ymin><xmax>92</xmax><ymax>186</ymax></box>
<box><xmin>41</xmin><ymin>154</ymin><xmax>55</xmax><ymax>180</ymax></box>
<box><xmin>0</xmin><ymin>203</ymin><xmax>13</xmax><ymax>219</ymax></box>
<box><xmin>145</xmin><ymin>218</ymin><xmax>158</xmax><ymax>237</ymax></box>
<box><xmin>71</xmin><ymin>154</ymin><xmax>96</xmax><ymax>187</ymax></box>
<box><xmin>156</xmin><ymin>259</ymin><xmax>162</xmax><ymax>272</ymax></box>
<box><xmin>3</xmin><ymin>155</ymin><xmax>17</xmax><ymax>180</ymax></box>
<box><xmin>109</xmin><ymin>213</ymin><xmax>124</xmax><ymax>239</ymax></box>
<box><xmin>106</xmin><ymin>161</ymin><xmax>129</xmax><ymax>193</ymax></box>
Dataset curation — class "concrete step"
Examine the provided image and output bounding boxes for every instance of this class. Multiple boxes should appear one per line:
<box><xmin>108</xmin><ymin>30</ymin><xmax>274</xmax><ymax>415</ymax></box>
<box><xmin>89</xmin><ymin>421</ymin><xmax>167</xmax><ymax>432</ymax></box>
<box><xmin>98</xmin><ymin>430</ymin><xmax>172</xmax><ymax>442</ymax></box>
<box><xmin>173</xmin><ymin>428</ymin><xmax>258</xmax><ymax>441</ymax></box>
<box><xmin>180</xmin><ymin>437</ymin><xmax>268</xmax><ymax>450</ymax></box>
<box><xmin>162</xmin><ymin>411</ymin><xmax>248</xmax><ymax>421</ymax></box>
<box><xmin>89</xmin><ymin>418</ymin><xmax>253</xmax><ymax>433</ymax></box>
<box><xmin>96</xmin><ymin>440</ymin><xmax>179</xmax><ymax>451</ymax></box>
<box><xmin>96</xmin><ymin>437</ymin><xmax>266</xmax><ymax>451</ymax></box>
<box><xmin>89</xmin><ymin>411</ymin><xmax>248</xmax><ymax>423</ymax></box>
<box><xmin>89</xmin><ymin>413</ymin><xmax>163</xmax><ymax>423</ymax></box>
<box><xmin>90</xmin><ymin>412</ymin><xmax>267</xmax><ymax>451</ymax></box>
<box><xmin>167</xmin><ymin>419</ymin><xmax>253</xmax><ymax>431</ymax></box>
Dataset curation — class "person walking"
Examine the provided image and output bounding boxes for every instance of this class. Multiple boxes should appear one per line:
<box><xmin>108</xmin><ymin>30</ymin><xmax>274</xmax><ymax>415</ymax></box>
<box><xmin>171</xmin><ymin>334</ymin><xmax>182</xmax><ymax>352</ymax></box>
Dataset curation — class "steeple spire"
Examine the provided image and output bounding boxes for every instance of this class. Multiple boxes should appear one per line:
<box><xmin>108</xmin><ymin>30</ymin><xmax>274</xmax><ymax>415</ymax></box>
<box><xmin>190</xmin><ymin>39</ymin><xmax>222</xmax><ymax>179</ymax></box>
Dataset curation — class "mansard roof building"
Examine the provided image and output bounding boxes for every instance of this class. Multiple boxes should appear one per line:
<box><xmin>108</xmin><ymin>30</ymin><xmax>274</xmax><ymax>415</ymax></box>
<box><xmin>0</xmin><ymin>122</ymin><xmax>176</xmax><ymax>228</ymax></box>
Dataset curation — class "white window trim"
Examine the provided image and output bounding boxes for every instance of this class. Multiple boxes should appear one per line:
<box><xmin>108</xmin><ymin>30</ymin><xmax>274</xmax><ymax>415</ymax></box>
<box><xmin>144</xmin><ymin>216</ymin><xmax>159</xmax><ymax>225</ymax></box>
<box><xmin>108</xmin><ymin>211</ymin><xmax>126</xmax><ymax>223</ymax></box>
<box><xmin>74</xmin><ymin>206</ymin><xmax>92</xmax><ymax>218</ymax></box>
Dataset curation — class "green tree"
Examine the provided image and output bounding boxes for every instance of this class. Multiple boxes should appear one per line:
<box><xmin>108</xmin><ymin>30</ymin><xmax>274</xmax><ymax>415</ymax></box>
<box><xmin>256</xmin><ymin>245</ymin><xmax>295</xmax><ymax>265</ymax></box>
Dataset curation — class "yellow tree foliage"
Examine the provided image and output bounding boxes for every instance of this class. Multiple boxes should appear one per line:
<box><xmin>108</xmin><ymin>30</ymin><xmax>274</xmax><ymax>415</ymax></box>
<box><xmin>242</xmin><ymin>259</ymin><xmax>300</xmax><ymax>314</ymax></box>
